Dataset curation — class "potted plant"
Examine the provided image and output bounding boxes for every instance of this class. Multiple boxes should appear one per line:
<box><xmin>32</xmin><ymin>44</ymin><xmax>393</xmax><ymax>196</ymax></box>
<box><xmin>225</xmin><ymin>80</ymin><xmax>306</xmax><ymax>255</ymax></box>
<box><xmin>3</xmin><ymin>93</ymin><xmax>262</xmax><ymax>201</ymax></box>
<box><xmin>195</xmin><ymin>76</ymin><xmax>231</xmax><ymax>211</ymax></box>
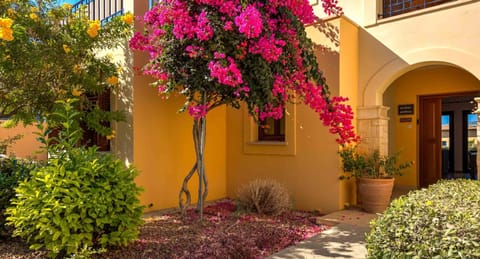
<box><xmin>339</xmin><ymin>146</ymin><xmax>413</xmax><ymax>213</ymax></box>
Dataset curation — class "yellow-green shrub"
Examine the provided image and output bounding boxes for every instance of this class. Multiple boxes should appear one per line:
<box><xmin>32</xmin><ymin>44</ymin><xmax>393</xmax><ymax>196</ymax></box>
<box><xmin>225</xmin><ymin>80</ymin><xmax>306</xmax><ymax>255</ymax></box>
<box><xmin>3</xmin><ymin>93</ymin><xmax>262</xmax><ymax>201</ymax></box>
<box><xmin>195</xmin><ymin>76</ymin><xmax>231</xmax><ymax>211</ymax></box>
<box><xmin>0</xmin><ymin>157</ymin><xmax>38</xmax><ymax>235</ymax></box>
<box><xmin>6</xmin><ymin>99</ymin><xmax>144</xmax><ymax>257</ymax></box>
<box><xmin>366</xmin><ymin>179</ymin><xmax>480</xmax><ymax>258</ymax></box>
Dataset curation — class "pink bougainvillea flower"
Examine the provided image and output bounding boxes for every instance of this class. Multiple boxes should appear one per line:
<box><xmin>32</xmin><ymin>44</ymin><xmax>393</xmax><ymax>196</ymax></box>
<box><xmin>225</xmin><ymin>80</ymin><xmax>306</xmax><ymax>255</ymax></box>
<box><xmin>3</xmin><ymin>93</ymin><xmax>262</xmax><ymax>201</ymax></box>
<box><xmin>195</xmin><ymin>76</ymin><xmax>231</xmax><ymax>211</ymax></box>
<box><xmin>131</xmin><ymin>0</ymin><xmax>356</xmax><ymax>145</ymax></box>
<box><xmin>249</xmin><ymin>35</ymin><xmax>286</xmax><ymax>63</ymax></box>
<box><xmin>257</xmin><ymin>104</ymin><xmax>284</xmax><ymax>121</ymax></box>
<box><xmin>195</xmin><ymin>10</ymin><xmax>214</xmax><ymax>41</ymax></box>
<box><xmin>186</xmin><ymin>45</ymin><xmax>204</xmax><ymax>58</ymax></box>
<box><xmin>208</xmin><ymin>57</ymin><xmax>243</xmax><ymax>87</ymax></box>
<box><xmin>272</xmin><ymin>75</ymin><xmax>287</xmax><ymax>101</ymax></box>
<box><xmin>129</xmin><ymin>32</ymin><xmax>149</xmax><ymax>51</ymax></box>
<box><xmin>234</xmin><ymin>85</ymin><xmax>250</xmax><ymax>97</ymax></box>
<box><xmin>171</xmin><ymin>2</ymin><xmax>195</xmax><ymax>39</ymax></box>
<box><xmin>214</xmin><ymin>52</ymin><xmax>226</xmax><ymax>59</ymax></box>
<box><xmin>234</xmin><ymin>5</ymin><xmax>263</xmax><ymax>39</ymax></box>
<box><xmin>188</xmin><ymin>104</ymin><xmax>208</xmax><ymax>119</ymax></box>
<box><xmin>224</xmin><ymin>21</ymin><xmax>233</xmax><ymax>31</ymax></box>
<box><xmin>322</xmin><ymin>0</ymin><xmax>343</xmax><ymax>16</ymax></box>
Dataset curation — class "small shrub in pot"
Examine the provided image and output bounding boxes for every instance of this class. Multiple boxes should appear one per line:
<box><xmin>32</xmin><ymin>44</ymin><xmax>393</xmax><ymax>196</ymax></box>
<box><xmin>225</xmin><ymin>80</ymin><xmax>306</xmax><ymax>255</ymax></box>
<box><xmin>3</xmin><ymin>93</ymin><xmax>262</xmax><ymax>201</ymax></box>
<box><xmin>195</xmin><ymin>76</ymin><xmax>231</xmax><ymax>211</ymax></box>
<box><xmin>339</xmin><ymin>146</ymin><xmax>413</xmax><ymax>179</ymax></box>
<box><xmin>339</xmin><ymin>146</ymin><xmax>413</xmax><ymax>213</ymax></box>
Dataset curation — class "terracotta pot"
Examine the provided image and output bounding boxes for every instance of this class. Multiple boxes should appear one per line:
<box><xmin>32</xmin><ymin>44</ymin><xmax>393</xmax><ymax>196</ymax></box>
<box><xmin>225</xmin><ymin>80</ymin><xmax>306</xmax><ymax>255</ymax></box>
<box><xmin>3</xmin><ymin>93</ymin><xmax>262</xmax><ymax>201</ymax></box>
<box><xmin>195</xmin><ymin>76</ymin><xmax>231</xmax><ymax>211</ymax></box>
<box><xmin>357</xmin><ymin>177</ymin><xmax>394</xmax><ymax>213</ymax></box>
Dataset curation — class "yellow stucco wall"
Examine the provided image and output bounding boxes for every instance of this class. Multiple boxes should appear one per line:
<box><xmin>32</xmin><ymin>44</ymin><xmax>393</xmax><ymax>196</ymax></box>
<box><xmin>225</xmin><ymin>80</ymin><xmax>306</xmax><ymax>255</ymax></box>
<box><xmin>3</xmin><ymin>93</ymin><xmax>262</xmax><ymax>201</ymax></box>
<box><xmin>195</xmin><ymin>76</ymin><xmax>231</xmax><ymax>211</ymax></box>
<box><xmin>338</xmin><ymin>17</ymin><xmax>360</xmax><ymax>206</ymax></box>
<box><xmin>384</xmin><ymin>65</ymin><xmax>480</xmax><ymax>187</ymax></box>
<box><xmin>130</xmin><ymin>1</ymin><xmax>227</xmax><ymax>212</ymax></box>
<box><xmin>224</xmin><ymin>18</ymin><xmax>362</xmax><ymax>213</ymax></box>
<box><xmin>308</xmin><ymin>17</ymin><xmax>361</xmax><ymax>207</ymax></box>
<box><xmin>226</xmin><ymin>104</ymin><xmax>341</xmax><ymax>213</ymax></box>
<box><xmin>132</xmin><ymin>78</ymin><xmax>227</xmax><ymax>212</ymax></box>
<box><xmin>131</xmin><ymin>66</ymin><xmax>227</xmax><ymax>212</ymax></box>
<box><xmin>0</xmin><ymin>123</ymin><xmax>47</xmax><ymax>160</ymax></box>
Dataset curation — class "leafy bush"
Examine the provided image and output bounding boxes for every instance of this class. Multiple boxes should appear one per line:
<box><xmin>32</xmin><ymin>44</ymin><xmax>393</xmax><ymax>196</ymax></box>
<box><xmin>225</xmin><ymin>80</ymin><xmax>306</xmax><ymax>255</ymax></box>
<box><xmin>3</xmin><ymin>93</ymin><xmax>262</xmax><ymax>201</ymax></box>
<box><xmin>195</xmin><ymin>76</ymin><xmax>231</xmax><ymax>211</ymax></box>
<box><xmin>236</xmin><ymin>179</ymin><xmax>291</xmax><ymax>215</ymax></box>
<box><xmin>366</xmin><ymin>179</ymin><xmax>480</xmax><ymax>258</ymax></box>
<box><xmin>339</xmin><ymin>146</ymin><xmax>413</xmax><ymax>179</ymax></box>
<box><xmin>6</xmin><ymin>99</ymin><xmax>144</xmax><ymax>257</ymax></box>
<box><xmin>0</xmin><ymin>157</ymin><xmax>38</xmax><ymax>235</ymax></box>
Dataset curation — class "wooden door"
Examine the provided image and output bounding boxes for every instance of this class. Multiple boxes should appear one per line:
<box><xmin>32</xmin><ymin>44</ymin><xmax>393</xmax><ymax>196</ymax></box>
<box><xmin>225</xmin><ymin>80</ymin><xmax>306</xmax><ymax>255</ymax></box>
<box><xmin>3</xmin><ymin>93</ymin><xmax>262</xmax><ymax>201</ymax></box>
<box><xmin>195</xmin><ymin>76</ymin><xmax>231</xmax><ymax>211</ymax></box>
<box><xmin>419</xmin><ymin>97</ymin><xmax>442</xmax><ymax>187</ymax></box>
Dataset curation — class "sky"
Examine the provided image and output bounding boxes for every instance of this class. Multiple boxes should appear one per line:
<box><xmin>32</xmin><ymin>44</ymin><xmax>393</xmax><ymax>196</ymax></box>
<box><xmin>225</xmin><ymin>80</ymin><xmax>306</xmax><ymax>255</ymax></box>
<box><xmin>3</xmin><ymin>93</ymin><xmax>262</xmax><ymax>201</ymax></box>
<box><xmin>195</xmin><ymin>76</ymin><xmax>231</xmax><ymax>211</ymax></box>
<box><xmin>442</xmin><ymin>116</ymin><xmax>448</xmax><ymax>126</ymax></box>
<box><xmin>56</xmin><ymin>0</ymin><xmax>79</xmax><ymax>4</ymax></box>
<box><xmin>442</xmin><ymin>114</ymin><xmax>477</xmax><ymax>126</ymax></box>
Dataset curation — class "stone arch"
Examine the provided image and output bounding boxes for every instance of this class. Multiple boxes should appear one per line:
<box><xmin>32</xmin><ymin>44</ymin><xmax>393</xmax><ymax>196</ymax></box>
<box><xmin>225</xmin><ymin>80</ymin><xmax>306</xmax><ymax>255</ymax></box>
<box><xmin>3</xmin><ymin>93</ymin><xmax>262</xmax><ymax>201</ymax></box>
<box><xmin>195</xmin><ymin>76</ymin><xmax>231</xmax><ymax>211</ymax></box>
<box><xmin>362</xmin><ymin>47</ymin><xmax>480</xmax><ymax>107</ymax></box>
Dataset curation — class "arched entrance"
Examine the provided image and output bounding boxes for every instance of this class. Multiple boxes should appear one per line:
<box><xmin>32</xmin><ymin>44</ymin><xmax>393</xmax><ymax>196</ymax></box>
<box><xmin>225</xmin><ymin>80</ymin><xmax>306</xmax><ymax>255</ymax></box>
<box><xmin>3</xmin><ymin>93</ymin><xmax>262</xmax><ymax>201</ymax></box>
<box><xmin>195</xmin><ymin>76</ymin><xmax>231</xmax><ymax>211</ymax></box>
<box><xmin>383</xmin><ymin>65</ymin><xmax>480</xmax><ymax>187</ymax></box>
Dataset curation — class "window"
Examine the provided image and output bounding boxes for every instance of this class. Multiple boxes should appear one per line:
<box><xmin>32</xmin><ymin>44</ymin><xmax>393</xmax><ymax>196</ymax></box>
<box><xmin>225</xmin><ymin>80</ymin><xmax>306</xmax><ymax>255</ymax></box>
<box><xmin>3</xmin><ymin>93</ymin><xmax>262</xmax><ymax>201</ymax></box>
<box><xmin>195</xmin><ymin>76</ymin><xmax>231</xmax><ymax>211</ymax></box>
<box><xmin>441</xmin><ymin>112</ymin><xmax>454</xmax><ymax>175</ymax></box>
<box><xmin>258</xmin><ymin>117</ymin><xmax>285</xmax><ymax>142</ymax></box>
<box><xmin>47</xmin><ymin>90</ymin><xmax>111</xmax><ymax>152</ymax></box>
<box><xmin>381</xmin><ymin>0</ymin><xmax>455</xmax><ymax>19</ymax></box>
<box><xmin>243</xmin><ymin>104</ymin><xmax>296</xmax><ymax>155</ymax></box>
<box><xmin>80</xmin><ymin>90</ymin><xmax>111</xmax><ymax>152</ymax></box>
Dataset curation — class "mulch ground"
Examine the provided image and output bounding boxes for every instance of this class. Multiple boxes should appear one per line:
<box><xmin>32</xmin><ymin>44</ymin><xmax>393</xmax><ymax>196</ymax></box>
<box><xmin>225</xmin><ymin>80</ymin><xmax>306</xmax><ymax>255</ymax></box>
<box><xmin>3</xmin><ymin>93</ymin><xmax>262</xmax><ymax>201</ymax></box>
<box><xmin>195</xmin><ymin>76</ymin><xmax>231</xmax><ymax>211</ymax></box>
<box><xmin>0</xmin><ymin>199</ymin><xmax>328</xmax><ymax>258</ymax></box>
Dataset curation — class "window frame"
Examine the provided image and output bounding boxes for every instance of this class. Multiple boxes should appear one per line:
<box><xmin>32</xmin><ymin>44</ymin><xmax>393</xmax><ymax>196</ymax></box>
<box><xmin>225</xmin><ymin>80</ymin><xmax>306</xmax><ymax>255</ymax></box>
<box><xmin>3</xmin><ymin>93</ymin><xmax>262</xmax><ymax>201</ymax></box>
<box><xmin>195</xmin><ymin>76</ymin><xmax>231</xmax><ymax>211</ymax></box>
<box><xmin>258</xmin><ymin>117</ymin><xmax>286</xmax><ymax>142</ymax></box>
<box><xmin>243</xmin><ymin>103</ymin><xmax>296</xmax><ymax>156</ymax></box>
<box><xmin>80</xmin><ymin>90</ymin><xmax>111</xmax><ymax>152</ymax></box>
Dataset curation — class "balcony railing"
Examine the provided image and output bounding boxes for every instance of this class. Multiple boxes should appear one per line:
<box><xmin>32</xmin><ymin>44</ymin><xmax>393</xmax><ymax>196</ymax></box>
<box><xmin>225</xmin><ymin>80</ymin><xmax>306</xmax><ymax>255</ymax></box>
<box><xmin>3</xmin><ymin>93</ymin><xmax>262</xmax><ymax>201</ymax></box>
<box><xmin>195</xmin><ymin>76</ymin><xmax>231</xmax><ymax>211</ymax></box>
<box><xmin>381</xmin><ymin>0</ymin><xmax>455</xmax><ymax>18</ymax></box>
<box><xmin>72</xmin><ymin>0</ymin><xmax>124</xmax><ymax>24</ymax></box>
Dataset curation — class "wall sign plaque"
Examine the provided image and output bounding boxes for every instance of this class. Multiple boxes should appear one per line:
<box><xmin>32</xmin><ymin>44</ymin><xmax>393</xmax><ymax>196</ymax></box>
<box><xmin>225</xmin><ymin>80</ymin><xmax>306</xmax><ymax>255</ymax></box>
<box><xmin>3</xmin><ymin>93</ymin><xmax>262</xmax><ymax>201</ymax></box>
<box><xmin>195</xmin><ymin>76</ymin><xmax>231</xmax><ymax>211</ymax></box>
<box><xmin>398</xmin><ymin>104</ymin><xmax>414</xmax><ymax>115</ymax></box>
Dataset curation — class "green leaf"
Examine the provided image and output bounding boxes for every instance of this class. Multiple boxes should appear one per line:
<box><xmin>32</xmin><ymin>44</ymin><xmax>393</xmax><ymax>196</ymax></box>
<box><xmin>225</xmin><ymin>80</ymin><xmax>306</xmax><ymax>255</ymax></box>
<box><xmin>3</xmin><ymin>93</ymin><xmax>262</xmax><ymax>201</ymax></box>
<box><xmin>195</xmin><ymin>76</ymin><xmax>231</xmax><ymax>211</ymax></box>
<box><xmin>29</xmin><ymin>243</ymin><xmax>44</xmax><ymax>250</ymax></box>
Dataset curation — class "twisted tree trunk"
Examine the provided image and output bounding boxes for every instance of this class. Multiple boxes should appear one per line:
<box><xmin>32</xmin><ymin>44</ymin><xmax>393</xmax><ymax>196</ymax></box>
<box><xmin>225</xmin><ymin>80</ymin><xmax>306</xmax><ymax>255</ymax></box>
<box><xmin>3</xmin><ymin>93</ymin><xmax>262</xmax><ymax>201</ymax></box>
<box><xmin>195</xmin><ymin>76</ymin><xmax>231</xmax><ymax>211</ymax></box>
<box><xmin>179</xmin><ymin>116</ymin><xmax>208</xmax><ymax>220</ymax></box>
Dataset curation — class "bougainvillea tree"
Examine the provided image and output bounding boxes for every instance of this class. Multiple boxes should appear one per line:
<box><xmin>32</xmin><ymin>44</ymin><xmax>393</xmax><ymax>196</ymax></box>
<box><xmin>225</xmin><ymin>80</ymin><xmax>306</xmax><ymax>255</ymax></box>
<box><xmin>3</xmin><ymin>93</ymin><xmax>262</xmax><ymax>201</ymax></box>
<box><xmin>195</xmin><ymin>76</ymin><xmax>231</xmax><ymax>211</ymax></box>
<box><xmin>131</xmin><ymin>0</ymin><xmax>357</xmax><ymax>218</ymax></box>
<box><xmin>0</xmin><ymin>0</ymin><xmax>133</xmax><ymax>137</ymax></box>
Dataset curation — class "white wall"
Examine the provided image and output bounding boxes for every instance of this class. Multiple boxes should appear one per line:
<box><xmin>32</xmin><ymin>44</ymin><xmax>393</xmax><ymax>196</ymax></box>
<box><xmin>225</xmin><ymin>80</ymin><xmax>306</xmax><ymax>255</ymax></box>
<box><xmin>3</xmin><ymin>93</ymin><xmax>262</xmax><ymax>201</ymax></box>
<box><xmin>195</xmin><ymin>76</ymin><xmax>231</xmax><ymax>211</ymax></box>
<box><xmin>334</xmin><ymin>0</ymin><xmax>480</xmax><ymax>106</ymax></box>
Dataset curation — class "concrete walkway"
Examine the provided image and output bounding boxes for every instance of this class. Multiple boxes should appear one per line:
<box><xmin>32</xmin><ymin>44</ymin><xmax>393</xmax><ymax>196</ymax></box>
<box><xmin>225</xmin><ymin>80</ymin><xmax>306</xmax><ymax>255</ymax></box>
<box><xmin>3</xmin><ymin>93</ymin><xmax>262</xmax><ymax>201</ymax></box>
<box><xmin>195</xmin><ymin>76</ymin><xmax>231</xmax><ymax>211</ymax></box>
<box><xmin>269</xmin><ymin>209</ymin><xmax>378</xmax><ymax>259</ymax></box>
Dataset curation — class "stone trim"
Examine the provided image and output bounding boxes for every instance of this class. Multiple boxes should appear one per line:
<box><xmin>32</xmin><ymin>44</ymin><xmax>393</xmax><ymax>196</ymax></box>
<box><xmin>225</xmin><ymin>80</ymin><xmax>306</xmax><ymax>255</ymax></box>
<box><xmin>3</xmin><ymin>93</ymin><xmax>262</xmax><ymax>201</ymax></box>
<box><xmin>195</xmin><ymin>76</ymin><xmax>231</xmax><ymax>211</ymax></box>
<box><xmin>356</xmin><ymin>105</ymin><xmax>390</xmax><ymax>156</ymax></box>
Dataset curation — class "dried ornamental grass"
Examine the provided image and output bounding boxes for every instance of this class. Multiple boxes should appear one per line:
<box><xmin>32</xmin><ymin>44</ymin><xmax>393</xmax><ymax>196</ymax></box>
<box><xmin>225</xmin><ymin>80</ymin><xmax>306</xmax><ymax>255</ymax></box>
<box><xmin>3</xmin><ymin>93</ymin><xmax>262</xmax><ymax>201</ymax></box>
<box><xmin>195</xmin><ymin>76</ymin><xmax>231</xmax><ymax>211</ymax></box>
<box><xmin>236</xmin><ymin>179</ymin><xmax>292</xmax><ymax>215</ymax></box>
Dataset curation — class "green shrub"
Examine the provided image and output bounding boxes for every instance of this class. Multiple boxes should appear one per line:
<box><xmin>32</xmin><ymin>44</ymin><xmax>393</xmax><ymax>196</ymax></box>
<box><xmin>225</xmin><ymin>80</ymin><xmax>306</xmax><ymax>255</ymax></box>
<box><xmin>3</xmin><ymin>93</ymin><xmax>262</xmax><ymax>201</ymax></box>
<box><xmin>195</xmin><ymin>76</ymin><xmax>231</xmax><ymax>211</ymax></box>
<box><xmin>7</xmin><ymin>148</ymin><xmax>144</xmax><ymax>256</ymax></box>
<box><xmin>6</xmin><ymin>99</ymin><xmax>144</xmax><ymax>257</ymax></box>
<box><xmin>366</xmin><ymin>179</ymin><xmax>480</xmax><ymax>258</ymax></box>
<box><xmin>236</xmin><ymin>179</ymin><xmax>291</xmax><ymax>215</ymax></box>
<box><xmin>0</xmin><ymin>157</ymin><xmax>38</xmax><ymax>234</ymax></box>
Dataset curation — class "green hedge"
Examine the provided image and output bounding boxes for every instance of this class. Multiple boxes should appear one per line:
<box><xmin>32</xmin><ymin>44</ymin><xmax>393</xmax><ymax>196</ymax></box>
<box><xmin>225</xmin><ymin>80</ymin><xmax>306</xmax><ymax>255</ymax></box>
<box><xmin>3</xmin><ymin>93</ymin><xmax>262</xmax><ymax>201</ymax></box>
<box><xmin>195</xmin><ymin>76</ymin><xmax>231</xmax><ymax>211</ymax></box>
<box><xmin>366</xmin><ymin>179</ymin><xmax>480</xmax><ymax>258</ymax></box>
<box><xmin>6</xmin><ymin>147</ymin><xmax>144</xmax><ymax>257</ymax></box>
<box><xmin>6</xmin><ymin>99</ymin><xmax>144</xmax><ymax>257</ymax></box>
<box><xmin>0</xmin><ymin>157</ymin><xmax>38</xmax><ymax>234</ymax></box>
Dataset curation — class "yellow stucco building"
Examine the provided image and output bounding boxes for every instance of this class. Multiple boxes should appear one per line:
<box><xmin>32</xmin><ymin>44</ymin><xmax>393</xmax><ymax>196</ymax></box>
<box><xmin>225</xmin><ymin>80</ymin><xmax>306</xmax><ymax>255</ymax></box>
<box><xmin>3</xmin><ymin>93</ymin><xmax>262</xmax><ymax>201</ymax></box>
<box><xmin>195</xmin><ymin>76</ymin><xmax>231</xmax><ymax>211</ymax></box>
<box><xmin>2</xmin><ymin>0</ymin><xmax>480</xmax><ymax>213</ymax></box>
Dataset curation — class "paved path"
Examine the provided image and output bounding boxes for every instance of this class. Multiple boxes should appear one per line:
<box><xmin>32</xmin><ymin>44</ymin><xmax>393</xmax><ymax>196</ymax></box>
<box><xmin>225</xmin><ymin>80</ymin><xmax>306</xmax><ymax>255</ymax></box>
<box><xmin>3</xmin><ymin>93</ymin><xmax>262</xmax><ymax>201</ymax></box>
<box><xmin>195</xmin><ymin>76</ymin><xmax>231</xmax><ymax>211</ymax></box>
<box><xmin>269</xmin><ymin>209</ymin><xmax>377</xmax><ymax>259</ymax></box>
